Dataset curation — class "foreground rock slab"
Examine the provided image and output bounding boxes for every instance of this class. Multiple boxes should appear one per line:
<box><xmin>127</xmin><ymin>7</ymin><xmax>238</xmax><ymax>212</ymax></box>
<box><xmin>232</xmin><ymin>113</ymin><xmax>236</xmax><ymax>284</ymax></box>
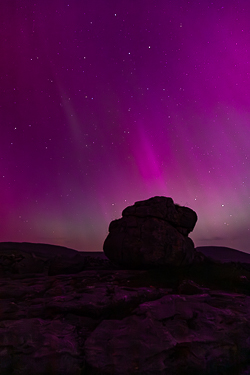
<box><xmin>85</xmin><ymin>292</ymin><xmax>250</xmax><ymax>375</ymax></box>
<box><xmin>1</xmin><ymin>242</ymin><xmax>250</xmax><ymax>374</ymax></box>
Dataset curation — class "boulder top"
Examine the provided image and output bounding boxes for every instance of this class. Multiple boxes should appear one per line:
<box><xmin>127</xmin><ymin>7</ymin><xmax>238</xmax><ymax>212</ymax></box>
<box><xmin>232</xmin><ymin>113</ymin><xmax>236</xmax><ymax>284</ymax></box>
<box><xmin>122</xmin><ymin>196</ymin><xmax>197</xmax><ymax>232</ymax></box>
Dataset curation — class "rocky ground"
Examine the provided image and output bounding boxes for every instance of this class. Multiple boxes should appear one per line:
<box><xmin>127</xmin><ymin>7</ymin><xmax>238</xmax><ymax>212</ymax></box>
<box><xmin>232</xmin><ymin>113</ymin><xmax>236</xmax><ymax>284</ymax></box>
<box><xmin>1</xmin><ymin>242</ymin><xmax>250</xmax><ymax>374</ymax></box>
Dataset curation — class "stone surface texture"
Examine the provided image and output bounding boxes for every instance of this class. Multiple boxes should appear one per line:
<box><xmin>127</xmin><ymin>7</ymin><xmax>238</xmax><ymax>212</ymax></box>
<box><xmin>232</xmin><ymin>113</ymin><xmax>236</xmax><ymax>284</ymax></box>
<box><xmin>1</xmin><ymin>242</ymin><xmax>250</xmax><ymax>374</ymax></box>
<box><xmin>103</xmin><ymin>196</ymin><xmax>205</xmax><ymax>268</ymax></box>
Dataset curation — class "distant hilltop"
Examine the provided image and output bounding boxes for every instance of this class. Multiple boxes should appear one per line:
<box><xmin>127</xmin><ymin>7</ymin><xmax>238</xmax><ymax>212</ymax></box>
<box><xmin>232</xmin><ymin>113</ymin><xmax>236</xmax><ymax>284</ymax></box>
<box><xmin>196</xmin><ymin>246</ymin><xmax>250</xmax><ymax>264</ymax></box>
<box><xmin>0</xmin><ymin>241</ymin><xmax>80</xmax><ymax>259</ymax></box>
<box><xmin>0</xmin><ymin>241</ymin><xmax>250</xmax><ymax>265</ymax></box>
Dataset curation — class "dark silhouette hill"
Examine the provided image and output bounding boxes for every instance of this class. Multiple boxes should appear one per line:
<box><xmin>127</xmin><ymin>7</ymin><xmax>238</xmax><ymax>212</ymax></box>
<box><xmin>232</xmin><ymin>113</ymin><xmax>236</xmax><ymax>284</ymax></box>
<box><xmin>196</xmin><ymin>246</ymin><xmax>250</xmax><ymax>264</ymax></box>
<box><xmin>1</xmin><ymin>242</ymin><xmax>250</xmax><ymax>264</ymax></box>
<box><xmin>0</xmin><ymin>241</ymin><xmax>105</xmax><ymax>258</ymax></box>
<box><xmin>0</xmin><ymin>241</ymin><xmax>80</xmax><ymax>258</ymax></box>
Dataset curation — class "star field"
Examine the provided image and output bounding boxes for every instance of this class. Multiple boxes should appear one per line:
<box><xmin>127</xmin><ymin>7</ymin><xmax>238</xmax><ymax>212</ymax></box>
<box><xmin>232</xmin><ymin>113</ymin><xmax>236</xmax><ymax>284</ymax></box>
<box><xmin>1</xmin><ymin>1</ymin><xmax>250</xmax><ymax>252</ymax></box>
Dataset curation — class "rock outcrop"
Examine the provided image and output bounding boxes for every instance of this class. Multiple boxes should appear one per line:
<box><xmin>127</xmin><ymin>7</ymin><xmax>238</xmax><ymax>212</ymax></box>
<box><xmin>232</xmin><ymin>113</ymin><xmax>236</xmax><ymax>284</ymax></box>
<box><xmin>103</xmin><ymin>196</ymin><xmax>205</xmax><ymax>268</ymax></box>
<box><xmin>1</xmin><ymin>242</ymin><xmax>250</xmax><ymax>374</ymax></box>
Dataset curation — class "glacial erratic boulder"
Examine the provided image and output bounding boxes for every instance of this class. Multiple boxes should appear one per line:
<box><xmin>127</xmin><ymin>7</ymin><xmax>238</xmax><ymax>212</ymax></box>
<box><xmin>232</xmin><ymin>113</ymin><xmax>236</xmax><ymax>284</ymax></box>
<box><xmin>103</xmin><ymin>196</ymin><xmax>205</xmax><ymax>268</ymax></box>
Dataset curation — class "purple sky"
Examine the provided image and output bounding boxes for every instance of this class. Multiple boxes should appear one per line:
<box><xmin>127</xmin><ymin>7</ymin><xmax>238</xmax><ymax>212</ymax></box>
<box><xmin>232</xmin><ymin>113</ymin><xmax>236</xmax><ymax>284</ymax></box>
<box><xmin>1</xmin><ymin>1</ymin><xmax>250</xmax><ymax>252</ymax></box>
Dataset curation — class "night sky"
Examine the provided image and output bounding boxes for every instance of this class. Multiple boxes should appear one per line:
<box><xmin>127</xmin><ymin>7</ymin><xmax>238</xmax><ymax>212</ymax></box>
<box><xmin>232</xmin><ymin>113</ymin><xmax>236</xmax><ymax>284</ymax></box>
<box><xmin>1</xmin><ymin>1</ymin><xmax>250</xmax><ymax>252</ymax></box>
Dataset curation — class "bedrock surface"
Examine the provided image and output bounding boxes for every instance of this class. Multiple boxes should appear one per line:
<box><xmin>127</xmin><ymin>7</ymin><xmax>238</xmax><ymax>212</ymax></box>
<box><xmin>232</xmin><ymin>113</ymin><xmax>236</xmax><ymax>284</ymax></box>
<box><xmin>1</xmin><ymin>243</ymin><xmax>250</xmax><ymax>374</ymax></box>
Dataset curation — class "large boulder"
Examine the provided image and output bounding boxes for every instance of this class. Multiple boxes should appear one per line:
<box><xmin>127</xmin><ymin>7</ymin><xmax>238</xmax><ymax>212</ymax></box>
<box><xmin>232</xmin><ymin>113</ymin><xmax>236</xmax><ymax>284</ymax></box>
<box><xmin>103</xmin><ymin>196</ymin><xmax>204</xmax><ymax>268</ymax></box>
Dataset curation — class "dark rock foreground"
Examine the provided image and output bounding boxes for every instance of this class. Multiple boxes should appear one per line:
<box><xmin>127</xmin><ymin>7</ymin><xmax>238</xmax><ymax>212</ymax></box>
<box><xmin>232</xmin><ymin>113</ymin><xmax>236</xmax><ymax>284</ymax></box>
<box><xmin>1</xmin><ymin>242</ymin><xmax>250</xmax><ymax>374</ymax></box>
